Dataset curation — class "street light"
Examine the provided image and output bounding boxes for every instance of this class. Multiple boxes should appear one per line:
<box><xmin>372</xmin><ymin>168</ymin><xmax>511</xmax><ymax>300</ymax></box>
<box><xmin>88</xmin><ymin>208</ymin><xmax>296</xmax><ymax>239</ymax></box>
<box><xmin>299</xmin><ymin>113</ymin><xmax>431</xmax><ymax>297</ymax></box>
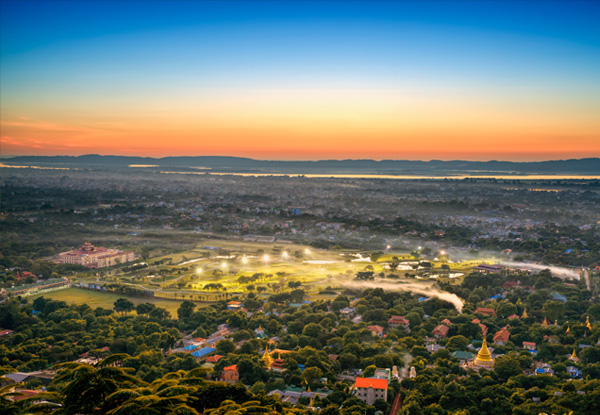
<box><xmin>305</xmin><ymin>249</ymin><xmax>311</xmax><ymax>255</ymax></box>
<box><xmin>386</xmin><ymin>245</ymin><xmax>391</xmax><ymax>250</ymax></box>
<box><xmin>282</xmin><ymin>251</ymin><xmax>289</xmax><ymax>259</ymax></box>
<box><xmin>263</xmin><ymin>254</ymin><xmax>270</xmax><ymax>263</ymax></box>
<box><xmin>241</xmin><ymin>256</ymin><xmax>248</xmax><ymax>264</ymax></box>
<box><xmin>221</xmin><ymin>262</ymin><xmax>228</xmax><ymax>269</ymax></box>
<box><xmin>196</xmin><ymin>268</ymin><xmax>202</xmax><ymax>274</ymax></box>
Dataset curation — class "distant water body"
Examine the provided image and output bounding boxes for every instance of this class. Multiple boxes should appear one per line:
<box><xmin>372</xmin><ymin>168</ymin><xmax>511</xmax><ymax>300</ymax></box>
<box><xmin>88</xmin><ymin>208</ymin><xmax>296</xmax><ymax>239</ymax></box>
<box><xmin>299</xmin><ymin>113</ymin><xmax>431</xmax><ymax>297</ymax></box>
<box><xmin>163</xmin><ymin>171</ymin><xmax>600</xmax><ymax>180</ymax></box>
<box><xmin>2</xmin><ymin>163</ymin><xmax>600</xmax><ymax>180</ymax></box>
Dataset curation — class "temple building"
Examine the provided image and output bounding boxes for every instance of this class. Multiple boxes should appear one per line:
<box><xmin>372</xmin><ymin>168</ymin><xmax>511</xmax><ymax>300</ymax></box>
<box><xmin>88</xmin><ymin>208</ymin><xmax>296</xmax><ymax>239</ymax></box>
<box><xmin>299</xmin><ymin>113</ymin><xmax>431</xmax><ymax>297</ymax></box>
<box><xmin>471</xmin><ymin>338</ymin><xmax>494</xmax><ymax>371</ymax></box>
<box><xmin>59</xmin><ymin>242</ymin><xmax>135</xmax><ymax>268</ymax></box>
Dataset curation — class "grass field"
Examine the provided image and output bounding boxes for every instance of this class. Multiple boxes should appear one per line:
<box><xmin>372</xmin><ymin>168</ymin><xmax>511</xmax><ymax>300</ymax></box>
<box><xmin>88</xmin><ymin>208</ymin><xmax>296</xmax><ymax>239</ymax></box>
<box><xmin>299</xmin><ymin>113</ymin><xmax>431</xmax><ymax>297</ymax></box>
<box><xmin>29</xmin><ymin>287</ymin><xmax>200</xmax><ymax>317</ymax></box>
<box><xmin>64</xmin><ymin>240</ymin><xmax>492</xmax><ymax>311</ymax></box>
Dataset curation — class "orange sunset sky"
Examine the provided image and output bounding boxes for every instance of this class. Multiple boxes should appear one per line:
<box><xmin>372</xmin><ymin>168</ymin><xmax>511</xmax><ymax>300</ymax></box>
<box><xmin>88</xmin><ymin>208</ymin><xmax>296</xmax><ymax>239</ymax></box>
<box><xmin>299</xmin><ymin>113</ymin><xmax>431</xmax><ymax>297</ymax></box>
<box><xmin>1</xmin><ymin>1</ymin><xmax>599</xmax><ymax>161</ymax></box>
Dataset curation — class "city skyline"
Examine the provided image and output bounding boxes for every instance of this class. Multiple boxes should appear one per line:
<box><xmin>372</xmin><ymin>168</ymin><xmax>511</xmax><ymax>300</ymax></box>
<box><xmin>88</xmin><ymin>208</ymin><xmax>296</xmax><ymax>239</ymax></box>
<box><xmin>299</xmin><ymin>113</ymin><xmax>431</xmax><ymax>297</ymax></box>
<box><xmin>1</xmin><ymin>0</ymin><xmax>599</xmax><ymax>161</ymax></box>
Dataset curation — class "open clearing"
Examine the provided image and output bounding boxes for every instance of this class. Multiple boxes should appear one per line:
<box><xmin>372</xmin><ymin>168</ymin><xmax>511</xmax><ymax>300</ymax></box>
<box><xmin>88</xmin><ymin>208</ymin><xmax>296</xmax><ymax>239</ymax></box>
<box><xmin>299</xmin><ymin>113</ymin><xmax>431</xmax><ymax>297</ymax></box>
<box><xmin>28</xmin><ymin>287</ymin><xmax>200</xmax><ymax>317</ymax></box>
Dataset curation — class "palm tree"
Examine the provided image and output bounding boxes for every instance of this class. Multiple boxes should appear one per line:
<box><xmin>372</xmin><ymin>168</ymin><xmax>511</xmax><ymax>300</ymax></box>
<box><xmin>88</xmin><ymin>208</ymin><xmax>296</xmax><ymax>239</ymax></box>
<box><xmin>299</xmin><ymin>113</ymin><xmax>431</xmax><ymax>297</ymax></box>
<box><xmin>0</xmin><ymin>377</ymin><xmax>23</xmax><ymax>415</ymax></box>
<box><xmin>104</xmin><ymin>371</ymin><xmax>201</xmax><ymax>415</ymax></box>
<box><xmin>203</xmin><ymin>400</ymin><xmax>271</xmax><ymax>415</ymax></box>
<box><xmin>51</xmin><ymin>353</ymin><xmax>144</xmax><ymax>415</ymax></box>
<box><xmin>20</xmin><ymin>390</ymin><xmax>65</xmax><ymax>414</ymax></box>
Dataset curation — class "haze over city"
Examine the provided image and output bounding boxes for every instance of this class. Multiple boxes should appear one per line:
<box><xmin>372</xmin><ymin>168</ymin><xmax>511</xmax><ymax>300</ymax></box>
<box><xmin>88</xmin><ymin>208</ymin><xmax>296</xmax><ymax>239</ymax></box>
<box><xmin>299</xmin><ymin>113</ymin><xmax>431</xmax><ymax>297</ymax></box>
<box><xmin>1</xmin><ymin>0</ymin><xmax>599</xmax><ymax>160</ymax></box>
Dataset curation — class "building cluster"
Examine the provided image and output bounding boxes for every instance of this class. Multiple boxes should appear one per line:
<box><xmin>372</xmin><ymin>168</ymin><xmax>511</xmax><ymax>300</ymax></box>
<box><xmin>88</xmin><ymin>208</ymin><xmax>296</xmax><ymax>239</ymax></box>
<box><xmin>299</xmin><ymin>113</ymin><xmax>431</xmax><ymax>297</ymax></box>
<box><xmin>58</xmin><ymin>242</ymin><xmax>135</xmax><ymax>268</ymax></box>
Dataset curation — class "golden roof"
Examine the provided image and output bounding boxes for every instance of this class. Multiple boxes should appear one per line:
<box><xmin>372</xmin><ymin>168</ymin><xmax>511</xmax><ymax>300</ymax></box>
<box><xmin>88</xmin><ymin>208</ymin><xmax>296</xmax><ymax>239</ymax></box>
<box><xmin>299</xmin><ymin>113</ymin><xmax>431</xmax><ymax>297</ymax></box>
<box><xmin>521</xmin><ymin>308</ymin><xmax>528</xmax><ymax>318</ymax></box>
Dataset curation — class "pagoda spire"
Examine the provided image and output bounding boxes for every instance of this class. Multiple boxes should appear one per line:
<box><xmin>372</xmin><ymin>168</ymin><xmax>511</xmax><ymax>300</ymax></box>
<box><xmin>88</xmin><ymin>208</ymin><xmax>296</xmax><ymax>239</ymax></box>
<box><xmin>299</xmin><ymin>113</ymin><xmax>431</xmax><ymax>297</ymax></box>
<box><xmin>521</xmin><ymin>308</ymin><xmax>528</xmax><ymax>319</ymax></box>
<box><xmin>262</xmin><ymin>345</ymin><xmax>273</xmax><ymax>368</ymax></box>
<box><xmin>471</xmin><ymin>337</ymin><xmax>494</xmax><ymax>370</ymax></box>
<box><xmin>586</xmin><ymin>316</ymin><xmax>592</xmax><ymax>330</ymax></box>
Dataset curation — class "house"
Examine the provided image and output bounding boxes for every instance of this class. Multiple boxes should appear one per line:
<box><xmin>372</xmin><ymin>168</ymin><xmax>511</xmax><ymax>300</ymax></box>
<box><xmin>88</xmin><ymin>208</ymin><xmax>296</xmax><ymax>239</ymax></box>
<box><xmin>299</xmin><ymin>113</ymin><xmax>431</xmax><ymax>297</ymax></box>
<box><xmin>339</xmin><ymin>307</ymin><xmax>355</xmax><ymax>318</ymax></box>
<box><xmin>441</xmin><ymin>318</ymin><xmax>452</xmax><ymax>326</ymax></box>
<box><xmin>0</xmin><ymin>329</ymin><xmax>14</xmax><ymax>337</ymax></box>
<box><xmin>351</xmin><ymin>315</ymin><xmax>363</xmax><ymax>324</ymax></box>
<box><xmin>427</xmin><ymin>344</ymin><xmax>445</xmax><ymax>353</ymax></box>
<box><xmin>191</xmin><ymin>347</ymin><xmax>217</xmax><ymax>361</ymax></box>
<box><xmin>475</xmin><ymin>307</ymin><xmax>496</xmax><ymax>317</ymax></box>
<box><xmin>452</xmin><ymin>351</ymin><xmax>475</xmax><ymax>363</ymax></box>
<box><xmin>367</xmin><ymin>325</ymin><xmax>384</xmax><ymax>337</ymax></box>
<box><xmin>270</xmin><ymin>359</ymin><xmax>285</xmax><ymax>372</ymax></box>
<box><xmin>206</xmin><ymin>355</ymin><xmax>224</xmax><ymax>363</ymax></box>
<box><xmin>354</xmin><ymin>377</ymin><xmax>388</xmax><ymax>405</ymax></box>
<box><xmin>432</xmin><ymin>324</ymin><xmax>450</xmax><ymax>339</ymax></box>
<box><xmin>222</xmin><ymin>365</ymin><xmax>239</xmax><ymax>383</ymax></box>
<box><xmin>523</xmin><ymin>341</ymin><xmax>537</xmax><ymax>351</ymax></box>
<box><xmin>4</xmin><ymin>371</ymin><xmax>55</xmax><ymax>385</ymax></box>
<box><xmin>473</xmin><ymin>264</ymin><xmax>503</xmax><ymax>274</ymax></box>
<box><xmin>388</xmin><ymin>316</ymin><xmax>410</xmax><ymax>331</ymax></box>
<box><xmin>227</xmin><ymin>301</ymin><xmax>242</xmax><ymax>310</ymax></box>
<box><xmin>493</xmin><ymin>326</ymin><xmax>511</xmax><ymax>345</ymax></box>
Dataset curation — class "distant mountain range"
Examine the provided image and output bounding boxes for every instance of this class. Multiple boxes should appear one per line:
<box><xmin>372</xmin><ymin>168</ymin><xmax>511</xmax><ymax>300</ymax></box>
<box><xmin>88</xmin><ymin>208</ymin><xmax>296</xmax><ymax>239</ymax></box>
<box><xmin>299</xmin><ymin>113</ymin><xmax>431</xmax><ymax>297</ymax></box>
<box><xmin>3</xmin><ymin>155</ymin><xmax>600</xmax><ymax>175</ymax></box>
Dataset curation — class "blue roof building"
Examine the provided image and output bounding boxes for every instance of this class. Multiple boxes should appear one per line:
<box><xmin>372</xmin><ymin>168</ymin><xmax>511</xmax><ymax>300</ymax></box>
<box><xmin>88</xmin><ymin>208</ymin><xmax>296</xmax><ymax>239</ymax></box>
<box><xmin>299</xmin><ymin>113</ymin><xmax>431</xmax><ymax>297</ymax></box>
<box><xmin>191</xmin><ymin>347</ymin><xmax>217</xmax><ymax>359</ymax></box>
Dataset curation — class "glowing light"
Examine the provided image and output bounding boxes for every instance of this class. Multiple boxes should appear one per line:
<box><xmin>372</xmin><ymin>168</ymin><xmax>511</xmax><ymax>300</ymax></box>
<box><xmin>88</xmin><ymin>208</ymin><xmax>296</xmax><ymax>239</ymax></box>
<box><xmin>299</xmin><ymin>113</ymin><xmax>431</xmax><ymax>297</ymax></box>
<box><xmin>221</xmin><ymin>262</ymin><xmax>228</xmax><ymax>268</ymax></box>
<box><xmin>418</xmin><ymin>246</ymin><xmax>422</xmax><ymax>250</ymax></box>
<box><xmin>263</xmin><ymin>254</ymin><xmax>270</xmax><ymax>262</ymax></box>
<box><xmin>305</xmin><ymin>249</ymin><xmax>311</xmax><ymax>255</ymax></box>
<box><xmin>440</xmin><ymin>250</ymin><xmax>446</xmax><ymax>255</ymax></box>
<box><xmin>282</xmin><ymin>251</ymin><xmax>289</xmax><ymax>259</ymax></box>
<box><xmin>195</xmin><ymin>268</ymin><xmax>202</xmax><ymax>274</ymax></box>
<box><xmin>242</xmin><ymin>256</ymin><xmax>248</xmax><ymax>264</ymax></box>
<box><xmin>386</xmin><ymin>245</ymin><xmax>391</xmax><ymax>250</ymax></box>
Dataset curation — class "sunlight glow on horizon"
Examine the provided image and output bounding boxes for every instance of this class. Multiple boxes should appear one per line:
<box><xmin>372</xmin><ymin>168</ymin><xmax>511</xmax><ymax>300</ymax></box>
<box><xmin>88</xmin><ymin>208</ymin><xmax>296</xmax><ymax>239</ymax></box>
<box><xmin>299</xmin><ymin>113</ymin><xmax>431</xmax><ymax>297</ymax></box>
<box><xmin>1</xmin><ymin>1</ymin><xmax>599</xmax><ymax>161</ymax></box>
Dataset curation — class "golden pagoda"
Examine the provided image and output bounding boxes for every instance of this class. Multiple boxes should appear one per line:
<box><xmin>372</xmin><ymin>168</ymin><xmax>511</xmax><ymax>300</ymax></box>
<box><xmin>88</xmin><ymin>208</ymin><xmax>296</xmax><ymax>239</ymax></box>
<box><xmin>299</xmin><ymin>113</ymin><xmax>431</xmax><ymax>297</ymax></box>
<box><xmin>471</xmin><ymin>338</ymin><xmax>494</xmax><ymax>371</ymax></box>
<box><xmin>566</xmin><ymin>324</ymin><xmax>570</xmax><ymax>334</ymax></box>
<box><xmin>542</xmin><ymin>317</ymin><xmax>549</xmax><ymax>327</ymax></box>
<box><xmin>262</xmin><ymin>345</ymin><xmax>274</xmax><ymax>368</ymax></box>
<box><xmin>521</xmin><ymin>308</ymin><xmax>528</xmax><ymax>319</ymax></box>
<box><xmin>586</xmin><ymin>316</ymin><xmax>592</xmax><ymax>330</ymax></box>
<box><xmin>569</xmin><ymin>349</ymin><xmax>579</xmax><ymax>362</ymax></box>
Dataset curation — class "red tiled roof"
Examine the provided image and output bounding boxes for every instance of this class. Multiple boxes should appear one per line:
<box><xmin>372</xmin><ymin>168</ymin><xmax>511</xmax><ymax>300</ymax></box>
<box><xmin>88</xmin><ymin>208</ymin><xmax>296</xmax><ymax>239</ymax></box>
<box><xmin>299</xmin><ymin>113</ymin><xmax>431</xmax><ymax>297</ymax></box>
<box><xmin>475</xmin><ymin>307</ymin><xmax>496</xmax><ymax>316</ymax></box>
<box><xmin>433</xmin><ymin>324</ymin><xmax>449</xmax><ymax>336</ymax></box>
<box><xmin>223</xmin><ymin>364</ymin><xmax>238</xmax><ymax>372</ymax></box>
<box><xmin>388</xmin><ymin>316</ymin><xmax>409</xmax><ymax>324</ymax></box>
<box><xmin>523</xmin><ymin>341</ymin><xmax>536</xmax><ymax>347</ymax></box>
<box><xmin>206</xmin><ymin>354</ymin><xmax>223</xmax><ymax>363</ymax></box>
<box><xmin>493</xmin><ymin>326</ymin><xmax>511</xmax><ymax>343</ymax></box>
<box><xmin>355</xmin><ymin>377</ymin><xmax>388</xmax><ymax>389</ymax></box>
<box><xmin>367</xmin><ymin>325</ymin><xmax>384</xmax><ymax>333</ymax></box>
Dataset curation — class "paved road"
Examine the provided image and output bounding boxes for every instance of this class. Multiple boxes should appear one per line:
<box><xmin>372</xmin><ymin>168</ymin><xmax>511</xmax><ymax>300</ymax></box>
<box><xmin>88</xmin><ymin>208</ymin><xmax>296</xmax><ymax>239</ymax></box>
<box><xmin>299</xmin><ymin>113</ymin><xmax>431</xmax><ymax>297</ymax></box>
<box><xmin>389</xmin><ymin>391</ymin><xmax>402</xmax><ymax>415</ymax></box>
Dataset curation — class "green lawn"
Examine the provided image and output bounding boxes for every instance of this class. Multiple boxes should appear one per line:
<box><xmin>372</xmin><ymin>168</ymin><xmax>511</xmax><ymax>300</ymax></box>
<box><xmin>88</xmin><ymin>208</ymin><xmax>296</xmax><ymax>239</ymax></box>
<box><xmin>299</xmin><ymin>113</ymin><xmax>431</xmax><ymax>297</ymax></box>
<box><xmin>29</xmin><ymin>287</ymin><xmax>200</xmax><ymax>317</ymax></box>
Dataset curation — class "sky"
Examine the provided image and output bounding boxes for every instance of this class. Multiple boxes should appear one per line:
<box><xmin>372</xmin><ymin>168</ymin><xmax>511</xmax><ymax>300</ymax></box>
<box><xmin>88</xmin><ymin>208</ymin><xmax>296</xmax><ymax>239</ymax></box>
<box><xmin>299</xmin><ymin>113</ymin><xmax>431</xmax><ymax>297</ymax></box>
<box><xmin>1</xmin><ymin>0</ymin><xmax>599</xmax><ymax>161</ymax></box>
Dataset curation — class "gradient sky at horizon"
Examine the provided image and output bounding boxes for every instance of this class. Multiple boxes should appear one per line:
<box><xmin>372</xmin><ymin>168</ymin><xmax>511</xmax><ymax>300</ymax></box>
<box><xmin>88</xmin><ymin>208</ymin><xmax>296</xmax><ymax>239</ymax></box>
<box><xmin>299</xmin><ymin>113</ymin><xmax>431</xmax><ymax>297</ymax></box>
<box><xmin>1</xmin><ymin>0</ymin><xmax>599</xmax><ymax>161</ymax></box>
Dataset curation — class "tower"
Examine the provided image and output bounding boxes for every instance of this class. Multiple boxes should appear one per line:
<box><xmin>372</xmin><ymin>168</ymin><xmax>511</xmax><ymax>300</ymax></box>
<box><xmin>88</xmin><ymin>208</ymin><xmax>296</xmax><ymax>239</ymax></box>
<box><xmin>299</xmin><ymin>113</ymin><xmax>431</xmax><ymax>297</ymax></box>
<box><xmin>262</xmin><ymin>345</ymin><xmax>274</xmax><ymax>368</ymax></box>
<box><xmin>471</xmin><ymin>338</ymin><xmax>494</xmax><ymax>371</ymax></box>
